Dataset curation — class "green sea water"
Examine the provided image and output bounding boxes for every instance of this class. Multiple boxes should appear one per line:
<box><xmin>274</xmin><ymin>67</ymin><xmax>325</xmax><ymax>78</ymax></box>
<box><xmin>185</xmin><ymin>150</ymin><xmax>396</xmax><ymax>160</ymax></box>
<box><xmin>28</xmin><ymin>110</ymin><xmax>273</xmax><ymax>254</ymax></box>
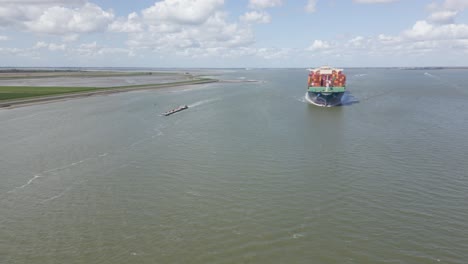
<box><xmin>1</xmin><ymin>69</ymin><xmax>467</xmax><ymax>263</ymax></box>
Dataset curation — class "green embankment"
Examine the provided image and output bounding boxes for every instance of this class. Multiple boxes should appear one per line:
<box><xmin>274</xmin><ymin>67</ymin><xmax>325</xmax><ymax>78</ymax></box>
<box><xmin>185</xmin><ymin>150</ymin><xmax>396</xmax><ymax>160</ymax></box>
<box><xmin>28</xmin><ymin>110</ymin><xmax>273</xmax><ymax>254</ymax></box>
<box><xmin>0</xmin><ymin>71</ymin><xmax>177</xmax><ymax>80</ymax></box>
<box><xmin>0</xmin><ymin>78</ymin><xmax>217</xmax><ymax>102</ymax></box>
<box><xmin>0</xmin><ymin>86</ymin><xmax>100</xmax><ymax>101</ymax></box>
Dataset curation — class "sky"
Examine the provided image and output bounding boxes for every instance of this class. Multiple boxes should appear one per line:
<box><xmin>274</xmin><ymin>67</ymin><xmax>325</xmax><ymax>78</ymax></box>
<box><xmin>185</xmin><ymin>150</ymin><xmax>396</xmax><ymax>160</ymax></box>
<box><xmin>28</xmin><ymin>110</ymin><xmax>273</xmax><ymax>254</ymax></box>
<box><xmin>1</xmin><ymin>0</ymin><xmax>468</xmax><ymax>67</ymax></box>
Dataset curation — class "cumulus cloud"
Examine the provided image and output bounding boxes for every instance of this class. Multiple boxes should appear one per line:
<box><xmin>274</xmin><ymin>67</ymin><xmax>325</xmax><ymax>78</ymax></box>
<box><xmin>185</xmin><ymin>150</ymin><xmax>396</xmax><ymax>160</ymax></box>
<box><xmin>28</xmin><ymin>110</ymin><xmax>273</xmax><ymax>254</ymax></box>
<box><xmin>125</xmin><ymin>0</ymin><xmax>257</xmax><ymax>59</ymax></box>
<box><xmin>240</xmin><ymin>11</ymin><xmax>271</xmax><ymax>24</ymax></box>
<box><xmin>307</xmin><ymin>40</ymin><xmax>331</xmax><ymax>51</ymax></box>
<box><xmin>142</xmin><ymin>0</ymin><xmax>224</xmax><ymax>25</ymax></box>
<box><xmin>426</xmin><ymin>0</ymin><xmax>468</xmax><ymax>24</ymax></box>
<box><xmin>305</xmin><ymin>0</ymin><xmax>317</xmax><ymax>13</ymax></box>
<box><xmin>404</xmin><ymin>20</ymin><xmax>468</xmax><ymax>40</ymax></box>
<box><xmin>303</xmin><ymin>11</ymin><xmax>468</xmax><ymax>61</ymax></box>
<box><xmin>438</xmin><ymin>0</ymin><xmax>468</xmax><ymax>12</ymax></box>
<box><xmin>428</xmin><ymin>11</ymin><xmax>458</xmax><ymax>24</ymax></box>
<box><xmin>34</xmin><ymin>41</ymin><xmax>66</xmax><ymax>51</ymax></box>
<box><xmin>129</xmin><ymin>11</ymin><xmax>254</xmax><ymax>53</ymax></box>
<box><xmin>0</xmin><ymin>1</ymin><xmax>114</xmax><ymax>34</ymax></box>
<box><xmin>24</xmin><ymin>3</ymin><xmax>114</xmax><ymax>34</ymax></box>
<box><xmin>348</xmin><ymin>36</ymin><xmax>366</xmax><ymax>48</ymax></box>
<box><xmin>0</xmin><ymin>5</ymin><xmax>43</xmax><ymax>27</ymax></box>
<box><xmin>48</xmin><ymin>43</ymin><xmax>66</xmax><ymax>51</ymax></box>
<box><xmin>74</xmin><ymin>41</ymin><xmax>131</xmax><ymax>56</ymax></box>
<box><xmin>327</xmin><ymin>6</ymin><xmax>468</xmax><ymax>57</ymax></box>
<box><xmin>109</xmin><ymin>12</ymin><xmax>144</xmax><ymax>33</ymax></box>
<box><xmin>62</xmin><ymin>34</ymin><xmax>79</xmax><ymax>42</ymax></box>
<box><xmin>0</xmin><ymin>0</ymin><xmax>266</xmax><ymax>61</ymax></box>
<box><xmin>248</xmin><ymin>0</ymin><xmax>282</xmax><ymax>9</ymax></box>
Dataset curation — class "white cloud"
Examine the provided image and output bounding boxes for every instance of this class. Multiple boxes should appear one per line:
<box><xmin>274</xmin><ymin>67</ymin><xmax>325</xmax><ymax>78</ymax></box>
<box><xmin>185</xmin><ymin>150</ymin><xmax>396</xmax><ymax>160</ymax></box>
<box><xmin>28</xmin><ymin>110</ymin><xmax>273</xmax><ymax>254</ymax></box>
<box><xmin>75</xmin><ymin>41</ymin><xmax>123</xmax><ymax>56</ymax></box>
<box><xmin>377</xmin><ymin>34</ymin><xmax>402</xmax><ymax>44</ymax></box>
<box><xmin>0</xmin><ymin>5</ymin><xmax>43</xmax><ymax>27</ymax></box>
<box><xmin>109</xmin><ymin>12</ymin><xmax>144</xmax><ymax>33</ymax></box>
<box><xmin>0</xmin><ymin>1</ymin><xmax>107</xmax><ymax>32</ymax></box>
<box><xmin>24</xmin><ymin>3</ymin><xmax>114</xmax><ymax>34</ymax></box>
<box><xmin>426</xmin><ymin>0</ymin><xmax>468</xmax><ymax>25</ymax></box>
<box><xmin>77</xmin><ymin>41</ymin><xmax>98</xmax><ymax>54</ymax></box>
<box><xmin>49</xmin><ymin>43</ymin><xmax>66</xmax><ymax>51</ymax></box>
<box><xmin>129</xmin><ymin>2</ymin><xmax>256</xmax><ymax>58</ymax></box>
<box><xmin>142</xmin><ymin>0</ymin><xmax>224</xmax><ymax>25</ymax></box>
<box><xmin>307</xmin><ymin>40</ymin><xmax>331</xmax><ymax>51</ymax></box>
<box><xmin>0</xmin><ymin>35</ymin><xmax>9</xmax><ymax>40</ymax></box>
<box><xmin>34</xmin><ymin>41</ymin><xmax>66</xmax><ymax>51</ymax></box>
<box><xmin>34</xmin><ymin>41</ymin><xmax>48</xmax><ymax>48</ymax></box>
<box><xmin>353</xmin><ymin>0</ymin><xmax>398</xmax><ymax>3</ymax></box>
<box><xmin>348</xmin><ymin>36</ymin><xmax>366</xmax><ymax>47</ymax></box>
<box><xmin>302</xmin><ymin>11</ymin><xmax>468</xmax><ymax>62</ymax></box>
<box><xmin>305</xmin><ymin>0</ymin><xmax>317</xmax><ymax>13</ymax></box>
<box><xmin>240</xmin><ymin>11</ymin><xmax>271</xmax><ymax>24</ymax></box>
<box><xmin>439</xmin><ymin>0</ymin><xmax>468</xmax><ymax>11</ymax></box>
<box><xmin>248</xmin><ymin>0</ymin><xmax>282</xmax><ymax>9</ymax></box>
<box><xmin>62</xmin><ymin>34</ymin><xmax>79</xmax><ymax>42</ymax></box>
<box><xmin>404</xmin><ymin>20</ymin><xmax>468</xmax><ymax>40</ymax></box>
<box><xmin>0</xmin><ymin>47</ymin><xmax>35</xmax><ymax>57</ymax></box>
<box><xmin>428</xmin><ymin>11</ymin><xmax>458</xmax><ymax>24</ymax></box>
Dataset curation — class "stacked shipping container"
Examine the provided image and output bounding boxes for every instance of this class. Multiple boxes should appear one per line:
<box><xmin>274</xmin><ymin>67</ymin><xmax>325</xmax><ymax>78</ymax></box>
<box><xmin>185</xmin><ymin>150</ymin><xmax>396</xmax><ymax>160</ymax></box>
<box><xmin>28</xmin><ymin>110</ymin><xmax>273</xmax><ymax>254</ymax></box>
<box><xmin>308</xmin><ymin>70</ymin><xmax>346</xmax><ymax>87</ymax></box>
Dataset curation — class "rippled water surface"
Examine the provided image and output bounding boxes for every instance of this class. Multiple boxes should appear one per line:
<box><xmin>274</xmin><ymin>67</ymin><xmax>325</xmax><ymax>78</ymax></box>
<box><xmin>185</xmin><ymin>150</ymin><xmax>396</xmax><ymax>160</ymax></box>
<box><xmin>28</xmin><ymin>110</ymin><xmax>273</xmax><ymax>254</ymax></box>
<box><xmin>1</xmin><ymin>69</ymin><xmax>467</xmax><ymax>263</ymax></box>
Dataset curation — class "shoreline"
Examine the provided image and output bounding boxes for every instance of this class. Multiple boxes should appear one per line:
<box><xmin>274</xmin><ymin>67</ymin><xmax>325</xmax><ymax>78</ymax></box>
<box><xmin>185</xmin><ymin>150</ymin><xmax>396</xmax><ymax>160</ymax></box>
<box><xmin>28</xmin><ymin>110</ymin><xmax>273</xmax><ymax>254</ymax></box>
<box><xmin>0</xmin><ymin>79</ymin><xmax>218</xmax><ymax>109</ymax></box>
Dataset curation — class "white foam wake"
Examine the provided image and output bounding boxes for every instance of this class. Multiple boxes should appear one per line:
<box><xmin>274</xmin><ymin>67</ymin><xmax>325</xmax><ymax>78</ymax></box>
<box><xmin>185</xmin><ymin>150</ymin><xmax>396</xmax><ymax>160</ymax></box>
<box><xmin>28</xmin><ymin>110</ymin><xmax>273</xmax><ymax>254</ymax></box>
<box><xmin>353</xmin><ymin>73</ymin><xmax>368</xmax><ymax>77</ymax></box>
<box><xmin>189</xmin><ymin>97</ymin><xmax>221</xmax><ymax>108</ymax></box>
<box><xmin>19</xmin><ymin>175</ymin><xmax>41</xmax><ymax>188</ymax></box>
<box><xmin>5</xmin><ymin>157</ymin><xmax>93</xmax><ymax>195</ymax></box>
<box><xmin>294</xmin><ymin>96</ymin><xmax>306</xmax><ymax>103</ymax></box>
<box><xmin>41</xmin><ymin>186</ymin><xmax>73</xmax><ymax>203</ymax></box>
<box><xmin>423</xmin><ymin>72</ymin><xmax>465</xmax><ymax>94</ymax></box>
<box><xmin>424</xmin><ymin>72</ymin><xmax>438</xmax><ymax>79</ymax></box>
<box><xmin>7</xmin><ymin>175</ymin><xmax>42</xmax><ymax>193</ymax></box>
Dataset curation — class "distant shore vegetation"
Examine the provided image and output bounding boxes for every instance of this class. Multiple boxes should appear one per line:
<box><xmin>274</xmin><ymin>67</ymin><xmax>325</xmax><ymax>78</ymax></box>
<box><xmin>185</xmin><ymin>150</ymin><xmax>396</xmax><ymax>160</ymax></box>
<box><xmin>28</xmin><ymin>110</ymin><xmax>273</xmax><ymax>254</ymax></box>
<box><xmin>0</xmin><ymin>70</ymin><xmax>217</xmax><ymax>107</ymax></box>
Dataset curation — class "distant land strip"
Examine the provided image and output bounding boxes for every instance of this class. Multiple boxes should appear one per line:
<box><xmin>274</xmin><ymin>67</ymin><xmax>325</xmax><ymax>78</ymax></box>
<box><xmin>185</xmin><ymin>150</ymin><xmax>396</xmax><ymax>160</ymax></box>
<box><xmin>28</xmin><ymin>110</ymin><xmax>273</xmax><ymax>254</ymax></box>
<box><xmin>0</xmin><ymin>70</ymin><xmax>179</xmax><ymax>80</ymax></box>
<box><xmin>0</xmin><ymin>77</ymin><xmax>218</xmax><ymax>108</ymax></box>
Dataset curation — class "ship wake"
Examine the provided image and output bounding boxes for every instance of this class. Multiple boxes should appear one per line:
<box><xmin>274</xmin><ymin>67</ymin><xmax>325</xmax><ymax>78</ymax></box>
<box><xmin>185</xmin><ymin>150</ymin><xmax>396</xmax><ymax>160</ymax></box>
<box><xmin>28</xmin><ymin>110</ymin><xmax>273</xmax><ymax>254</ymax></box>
<box><xmin>189</xmin><ymin>97</ymin><xmax>221</xmax><ymax>108</ymax></box>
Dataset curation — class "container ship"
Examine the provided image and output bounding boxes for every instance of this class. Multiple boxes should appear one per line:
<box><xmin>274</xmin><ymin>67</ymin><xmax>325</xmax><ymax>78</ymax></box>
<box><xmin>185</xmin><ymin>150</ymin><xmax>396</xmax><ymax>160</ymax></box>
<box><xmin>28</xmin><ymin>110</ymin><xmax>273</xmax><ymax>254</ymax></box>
<box><xmin>306</xmin><ymin>66</ymin><xmax>346</xmax><ymax>107</ymax></box>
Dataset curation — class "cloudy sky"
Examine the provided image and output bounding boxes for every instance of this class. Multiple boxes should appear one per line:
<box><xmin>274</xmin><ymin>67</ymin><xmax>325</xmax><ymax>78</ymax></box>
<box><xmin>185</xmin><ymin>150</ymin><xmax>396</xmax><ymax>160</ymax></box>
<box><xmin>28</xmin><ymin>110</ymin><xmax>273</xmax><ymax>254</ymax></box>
<box><xmin>0</xmin><ymin>0</ymin><xmax>467</xmax><ymax>67</ymax></box>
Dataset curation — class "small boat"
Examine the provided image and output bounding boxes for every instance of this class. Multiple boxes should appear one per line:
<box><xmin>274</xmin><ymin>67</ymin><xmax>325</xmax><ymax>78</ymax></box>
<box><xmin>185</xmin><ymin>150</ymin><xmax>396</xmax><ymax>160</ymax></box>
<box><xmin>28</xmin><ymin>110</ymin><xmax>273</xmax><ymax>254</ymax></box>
<box><xmin>162</xmin><ymin>105</ymin><xmax>188</xmax><ymax>116</ymax></box>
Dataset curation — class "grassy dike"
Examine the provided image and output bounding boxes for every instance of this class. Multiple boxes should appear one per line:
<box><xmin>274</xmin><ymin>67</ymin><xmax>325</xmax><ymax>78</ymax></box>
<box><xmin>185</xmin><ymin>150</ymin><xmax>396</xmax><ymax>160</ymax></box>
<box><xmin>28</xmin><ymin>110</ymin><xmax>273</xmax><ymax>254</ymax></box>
<box><xmin>0</xmin><ymin>78</ymin><xmax>218</xmax><ymax>108</ymax></box>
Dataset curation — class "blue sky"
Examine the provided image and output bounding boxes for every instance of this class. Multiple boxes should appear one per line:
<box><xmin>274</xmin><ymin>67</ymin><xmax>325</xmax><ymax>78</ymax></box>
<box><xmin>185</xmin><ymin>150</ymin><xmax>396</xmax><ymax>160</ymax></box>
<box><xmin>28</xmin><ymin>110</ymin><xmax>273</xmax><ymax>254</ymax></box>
<box><xmin>0</xmin><ymin>0</ymin><xmax>468</xmax><ymax>67</ymax></box>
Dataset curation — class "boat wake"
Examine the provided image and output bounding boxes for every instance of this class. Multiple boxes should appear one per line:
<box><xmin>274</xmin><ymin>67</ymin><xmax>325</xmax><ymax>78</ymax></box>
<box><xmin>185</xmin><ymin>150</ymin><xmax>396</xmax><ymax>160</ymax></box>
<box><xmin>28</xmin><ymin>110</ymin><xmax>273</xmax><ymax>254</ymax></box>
<box><xmin>7</xmin><ymin>175</ymin><xmax>42</xmax><ymax>193</ymax></box>
<box><xmin>424</xmin><ymin>72</ymin><xmax>439</xmax><ymax>79</ymax></box>
<box><xmin>423</xmin><ymin>72</ymin><xmax>466</xmax><ymax>94</ymax></box>
<box><xmin>353</xmin><ymin>73</ymin><xmax>368</xmax><ymax>78</ymax></box>
<box><xmin>341</xmin><ymin>91</ymin><xmax>359</xmax><ymax>105</ymax></box>
<box><xmin>305</xmin><ymin>92</ymin><xmax>330</xmax><ymax>107</ymax></box>
<box><xmin>189</xmin><ymin>97</ymin><xmax>221</xmax><ymax>108</ymax></box>
<box><xmin>294</xmin><ymin>96</ymin><xmax>307</xmax><ymax>103</ymax></box>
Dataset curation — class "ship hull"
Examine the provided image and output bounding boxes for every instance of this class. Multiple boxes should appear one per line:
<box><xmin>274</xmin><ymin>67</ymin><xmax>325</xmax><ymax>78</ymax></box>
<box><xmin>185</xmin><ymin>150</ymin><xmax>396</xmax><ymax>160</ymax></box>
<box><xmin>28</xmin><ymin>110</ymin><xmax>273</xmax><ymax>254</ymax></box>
<box><xmin>305</xmin><ymin>92</ymin><xmax>344</xmax><ymax>107</ymax></box>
